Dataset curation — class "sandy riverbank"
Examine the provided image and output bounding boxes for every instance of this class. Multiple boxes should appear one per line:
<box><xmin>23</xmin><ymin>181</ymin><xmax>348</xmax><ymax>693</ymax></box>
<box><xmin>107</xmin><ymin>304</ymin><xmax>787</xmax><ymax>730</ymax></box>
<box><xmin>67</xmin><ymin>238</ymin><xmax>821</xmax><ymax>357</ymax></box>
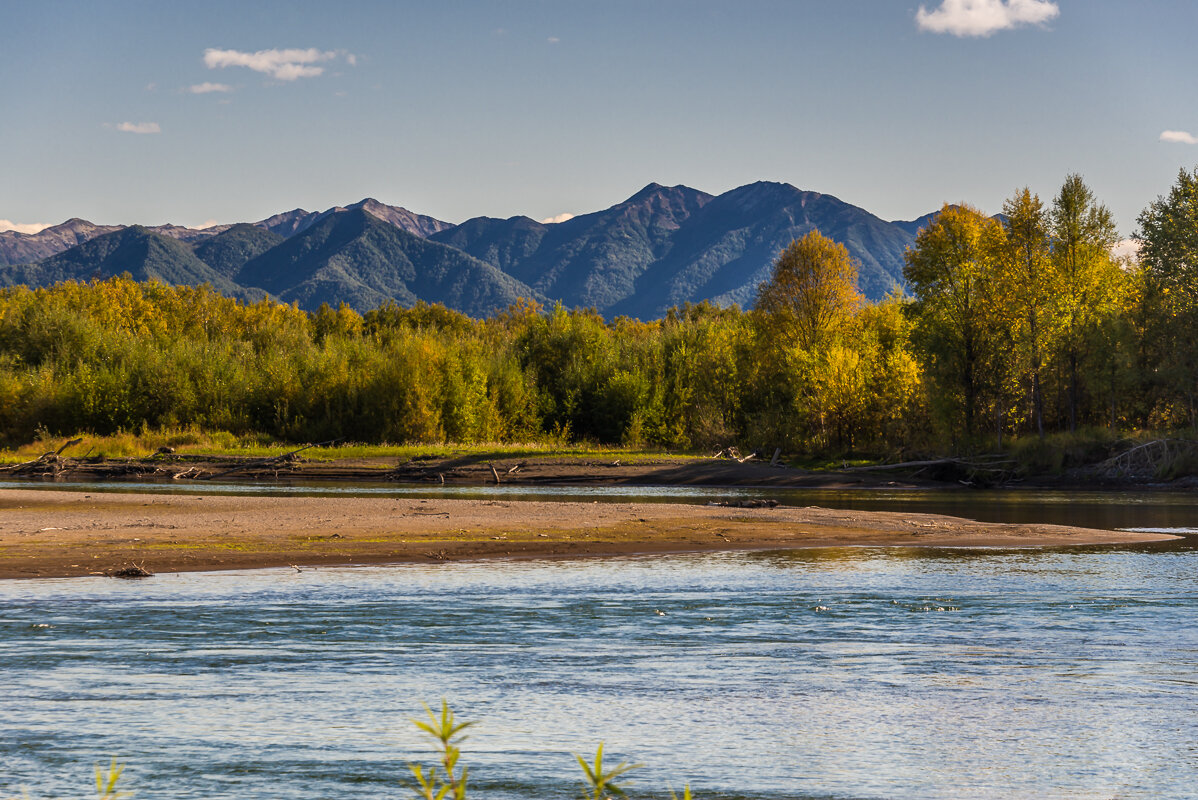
<box><xmin>0</xmin><ymin>488</ymin><xmax>1178</xmax><ymax>579</ymax></box>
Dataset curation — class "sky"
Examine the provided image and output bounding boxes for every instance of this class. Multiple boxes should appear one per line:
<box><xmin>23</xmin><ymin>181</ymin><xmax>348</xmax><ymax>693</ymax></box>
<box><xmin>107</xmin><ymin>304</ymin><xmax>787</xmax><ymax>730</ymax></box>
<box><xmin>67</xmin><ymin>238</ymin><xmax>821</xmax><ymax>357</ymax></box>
<box><xmin>2</xmin><ymin>0</ymin><xmax>1196</xmax><ymax>236</ymax></box>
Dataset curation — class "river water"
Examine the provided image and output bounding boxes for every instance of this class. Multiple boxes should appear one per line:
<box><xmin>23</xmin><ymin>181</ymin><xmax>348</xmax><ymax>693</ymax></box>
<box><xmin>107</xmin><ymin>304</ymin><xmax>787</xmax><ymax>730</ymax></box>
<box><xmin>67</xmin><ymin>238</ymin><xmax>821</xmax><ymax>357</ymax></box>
<box><xmin>2</xmin><ymin>487</ymin><xmax>1196</xmax><ymax>799</ymax></box>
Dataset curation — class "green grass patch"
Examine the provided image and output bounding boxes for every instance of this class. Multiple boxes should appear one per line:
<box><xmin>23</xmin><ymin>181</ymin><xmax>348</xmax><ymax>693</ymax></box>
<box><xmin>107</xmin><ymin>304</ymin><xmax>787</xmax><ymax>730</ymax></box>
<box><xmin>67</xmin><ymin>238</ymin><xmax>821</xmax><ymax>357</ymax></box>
<box><xmin>0</xmin><ymin>426</ymin><xmax>699</xmax><ymax>465</ymax></box>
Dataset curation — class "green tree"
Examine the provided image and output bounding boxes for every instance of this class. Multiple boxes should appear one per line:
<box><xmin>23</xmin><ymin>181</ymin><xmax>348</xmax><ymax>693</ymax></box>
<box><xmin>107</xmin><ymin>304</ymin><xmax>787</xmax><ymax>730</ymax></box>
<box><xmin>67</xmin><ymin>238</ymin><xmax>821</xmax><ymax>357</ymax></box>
<box><xmin>1136</xmin><ymin>165</ymin><xmax>1198</xmax><ymax>425</ymax></box>
<box><xmin>751</xmin><ymin>230</ymin><xmax>864</xmax><ymax>449</ymax></box>
<box><xmin>1050</xmin><ymin>174</ymin><xmax>1119</xmax><ymax>431</ymax></box>
<box><xmin>903</xmin><ymin>204</ymin><xmax>1007</xmax><ymax>441</ymax></box>
<box><xmin>755</xmin><ymin>230</ymin><xmax>862</xmax><ymax>351</ymax></box>
<box><xmin>1001</xmin><ymin>188</ymin><xmax>1055</xmax><ymax>438</ymax></box>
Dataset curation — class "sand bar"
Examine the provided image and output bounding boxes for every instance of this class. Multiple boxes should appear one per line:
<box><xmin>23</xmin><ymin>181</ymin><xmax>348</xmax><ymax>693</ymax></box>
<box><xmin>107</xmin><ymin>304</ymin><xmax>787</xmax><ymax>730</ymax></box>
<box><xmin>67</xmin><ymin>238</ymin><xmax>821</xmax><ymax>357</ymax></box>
<box><xmin>0</xmin><ymin>488</ymin><xmax>1178</xmax><ymax>579</ymax></box>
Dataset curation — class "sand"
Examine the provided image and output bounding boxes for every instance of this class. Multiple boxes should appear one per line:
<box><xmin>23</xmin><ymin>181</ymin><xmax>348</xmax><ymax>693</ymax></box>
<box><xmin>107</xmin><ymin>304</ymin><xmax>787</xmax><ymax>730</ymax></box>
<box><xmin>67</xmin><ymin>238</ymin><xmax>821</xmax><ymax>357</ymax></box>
<box><xmin>0</xmin><ymin>488</ymin><xmax>1177</xmax><ymax>579</ymax></box>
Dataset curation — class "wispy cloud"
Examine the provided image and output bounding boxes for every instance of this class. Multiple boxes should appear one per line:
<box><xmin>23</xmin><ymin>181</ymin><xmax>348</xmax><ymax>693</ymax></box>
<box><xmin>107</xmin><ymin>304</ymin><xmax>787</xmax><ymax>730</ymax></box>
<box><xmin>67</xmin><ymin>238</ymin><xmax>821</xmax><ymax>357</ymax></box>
<box><xmin>188</xmin><ymin>82</ymin><xmax>233</xmax><ymax>94</ymax></box>
<box><xmin>107</xmin><ymin>121</ymin><xmax>161</xmax><ymax>134</ymax></box>
<box><xmin>547</xmin><ymin>36</ymin><xmax>560</xmax><ymax>44</ymax></box>
<box><xmin>916</xmin><ymin>0</ymin><xmax>1059</xmax><ymax>37</ymax></box>
<box><xmin>541</xmin><ymin>213</ymin><xmax>575</xmax><ymax>224</ymax></box>
<box><xmin>202</xmin><ymin>47</ymin><xmax>353</xmax><ymax>81</ymax></box>
<box><xmin>196</xmin><ymin>219</ymin><xmax>222</xmax><ymax>230</ymax></box>
<box><xmin>1160</xmin><ymin>130</ymin><xmax>1198</xmax><ymax>145</ymax></box>
<box><xmin>0</xmin><ymin>220</ymin><xmax>53</xmax><ymax>234</ymax></box>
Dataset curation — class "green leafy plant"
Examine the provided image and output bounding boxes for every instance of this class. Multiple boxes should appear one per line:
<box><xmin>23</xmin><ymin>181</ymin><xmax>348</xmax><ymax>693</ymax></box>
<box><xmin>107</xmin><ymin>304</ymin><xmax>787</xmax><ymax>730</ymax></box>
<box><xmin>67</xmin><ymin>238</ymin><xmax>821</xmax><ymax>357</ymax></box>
<box><xmin>574</xmin><ymin>742</ymin><xmax>642</xmax><ymax>800</ymax></box>
<box><xmin>407</xmin><ymin>700</ymin><xmax>475</xmax><ymax>800</ymax></box>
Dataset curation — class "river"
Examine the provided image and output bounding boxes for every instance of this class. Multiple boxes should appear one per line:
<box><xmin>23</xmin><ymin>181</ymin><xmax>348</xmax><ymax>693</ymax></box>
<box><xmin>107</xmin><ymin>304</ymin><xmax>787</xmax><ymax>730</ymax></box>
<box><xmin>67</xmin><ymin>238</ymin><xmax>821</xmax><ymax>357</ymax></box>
<box><xmin>1</xmin><ymin>487</ymin><xmax>1196</xmax><ymax>799</ymax></box>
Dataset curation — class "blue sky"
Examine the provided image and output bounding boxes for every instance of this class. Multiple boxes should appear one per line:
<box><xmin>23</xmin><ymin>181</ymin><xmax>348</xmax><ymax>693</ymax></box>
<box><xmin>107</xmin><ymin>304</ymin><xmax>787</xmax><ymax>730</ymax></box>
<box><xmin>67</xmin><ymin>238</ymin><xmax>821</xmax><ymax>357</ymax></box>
<box><xmin>2</xmin><ymin>0</ymin><xmax>1195</xmax><ymax>235</ymax></box>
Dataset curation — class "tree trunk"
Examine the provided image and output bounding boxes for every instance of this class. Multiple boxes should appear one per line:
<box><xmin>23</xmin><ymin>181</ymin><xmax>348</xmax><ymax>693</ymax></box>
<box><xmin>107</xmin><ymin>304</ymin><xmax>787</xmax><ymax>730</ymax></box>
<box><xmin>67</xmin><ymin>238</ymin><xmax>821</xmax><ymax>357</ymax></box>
<box><xmin>964</xmin><ymin>338</ymin><xmax>976</xmax><ymax>439</ymax></box>
<box><xmin>1068</xmin><ymin>349</ymin><xmax>1079</xmax><ymax>432</ymax></box>
<box><xmin>1030</xmin><ymin>313</ymin><xmax>1044</xmax><ymax>439</ymax></box>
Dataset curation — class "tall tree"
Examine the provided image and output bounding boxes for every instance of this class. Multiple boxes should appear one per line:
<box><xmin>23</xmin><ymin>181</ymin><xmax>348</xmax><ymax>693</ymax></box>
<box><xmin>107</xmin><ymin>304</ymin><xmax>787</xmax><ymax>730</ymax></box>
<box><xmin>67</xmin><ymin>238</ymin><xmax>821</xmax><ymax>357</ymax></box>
<box><xmin>1001</xmin><ymin>188</ymin><xmax>1055</xmax><ymax>438</ymax></box>
<box><xmin>752</xmin><ymin>230</ymin><xmax>864</xmax><ymax>448</ymax></box>
<box><xmin>1136</xmin><ymin>165</ymin><xmax>1198</xmax><ymax>425</ymax></box>
<box><xmin>755</xmin><ymin>230</ymin><xmax>862</xmax><ymax>352</ymax></box>
<box><xmin>1050</xmin><ymin>174</ymin><xmax>1119</xmax><ymax>431</ymax></box>
<box><xmin>904</xmin><ymin>204</ymin><xmax>1007</xmax><ymax>441</ymax></box>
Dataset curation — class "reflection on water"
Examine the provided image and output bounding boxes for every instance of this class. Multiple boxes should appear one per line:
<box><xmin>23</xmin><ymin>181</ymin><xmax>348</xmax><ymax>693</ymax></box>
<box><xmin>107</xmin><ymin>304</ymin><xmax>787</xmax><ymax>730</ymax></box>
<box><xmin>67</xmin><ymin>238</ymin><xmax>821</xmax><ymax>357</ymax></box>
<box><xmin>2</xmin><ymin>542</ymin><xmax>1197</xmax><ymax>800</ymax></box>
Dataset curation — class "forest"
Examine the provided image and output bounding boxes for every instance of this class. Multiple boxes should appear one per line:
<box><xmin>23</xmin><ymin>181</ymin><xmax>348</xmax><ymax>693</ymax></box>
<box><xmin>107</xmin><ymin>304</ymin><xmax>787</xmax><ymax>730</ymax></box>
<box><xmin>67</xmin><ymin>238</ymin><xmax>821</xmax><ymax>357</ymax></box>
<box><xmin>0</xmin><ymin>168</ymin><xmax>1195</xmax><ymax>461</ymax></box>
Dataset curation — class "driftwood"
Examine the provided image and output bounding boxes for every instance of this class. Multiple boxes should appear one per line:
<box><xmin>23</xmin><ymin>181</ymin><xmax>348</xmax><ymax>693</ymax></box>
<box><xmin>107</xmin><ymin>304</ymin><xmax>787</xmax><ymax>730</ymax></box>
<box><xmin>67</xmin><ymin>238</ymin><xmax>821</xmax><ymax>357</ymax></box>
<box><xmin>844</xmin><ymin>455</ymin><xmax>1013</xmax><ymax>473</ymax></box>
<box><xmin>204</xmin><ymin>439</ymin><xmax>341</xmax><ymax>481</ymax></box>
<box><xmin>488</xmin><ymin>463</ymin><xmax>501</xmax><ymax>484</ymax></box>
<box><xmin>709</xmin><ymin>499</ymin><xmax>779</xmax><ymax>509</ymax></box>
<box><xmin>1096</xmin><ymin>438</ymin><xmax>1197</xmax><ymax>479</ymax></box>
<box><xmin>845</xmin><ymin>454</ymin><xmax>1018</xmax><ymax>486</ymax></box>
<box><xmin>54</xmin><ymin>437</ymin><xmax>85</xmax><ymax>456</ymax></box>
<box><xmin>709</xmin><ymin>447</ymin><xmax>761</xmax><ymax>464</ymax></box>
<box><xmin>108</xmin><ymin>563</ymin><xmax>153</xmax><ymax>579</ymax></box>
<box><xmin>1</xmin><ymin>438</ymin><xmax>85</xmax><ymax>476</ymax></box>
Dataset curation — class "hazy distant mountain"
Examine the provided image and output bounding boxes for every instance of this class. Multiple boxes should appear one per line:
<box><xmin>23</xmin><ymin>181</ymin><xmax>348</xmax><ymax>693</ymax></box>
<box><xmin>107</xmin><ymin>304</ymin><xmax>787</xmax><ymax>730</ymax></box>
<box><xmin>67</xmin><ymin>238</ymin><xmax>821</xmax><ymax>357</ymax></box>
<box><xmin>254</xmin><ymin>198</ymin><xmax>450</xmax><ymax>240</ymax></box>
<box><xmin>612</xmin><ymin>182</ymin><xmax>916</xmax><ymax>317</ymax></box>
<box><xmin>194</xmin><ymin>223</ymin><xmax>286</xmax><ymax>277</ymax></box>
<box><xmin>145</xmin><ymin>223</ymin><xmax>232</xmax><ymax>243</ymax></box>
<box><xmin>0</xmin><ymin>199</ymin><xmax>449</xmax><ymax>267</ymax></box>
<box><xmin>254</xmin><ymin>208</ymin><xmax>325</xmax><ymax>238</ymax></box>
<box><xmin>0</xmin><ymin>219</ymin><xmax>123</xmax><ymax>266</ymax></box>
<box><xmin>431</xmin><ymin>183</ymin><xmax>714</xmax><ymax>310</ymax></box>
<box><xmin>891</xmin><ymin>210</ymin><xmax>942</xmax><ymax>237</ymax></box>
<box><xmin>235</xmin><ymin>208</ymin><xmax>537</xmax><ymax>315</ymax></box>
<box><xmin>2</xmin><ymin>184</ymin><xmax>948</xmax><ymax>318</ymax></box>
<box><xmin>434</xmin><ymin>182</ymin><xmax>915</xmax><ymax>317</ymax></box>
<box><xmin>0</xmin><ymin>226</ymin><xmax>240</xmax><ymax>294</ymax></box>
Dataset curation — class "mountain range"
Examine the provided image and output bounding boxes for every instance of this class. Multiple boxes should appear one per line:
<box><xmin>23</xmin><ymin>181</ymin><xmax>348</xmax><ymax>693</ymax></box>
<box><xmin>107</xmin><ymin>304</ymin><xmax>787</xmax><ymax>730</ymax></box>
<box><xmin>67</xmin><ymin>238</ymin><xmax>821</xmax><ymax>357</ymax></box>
<box><xmin>0</xmin><ymin>182</ymin><xmax>936</xmax><ymax>319</ymax></box>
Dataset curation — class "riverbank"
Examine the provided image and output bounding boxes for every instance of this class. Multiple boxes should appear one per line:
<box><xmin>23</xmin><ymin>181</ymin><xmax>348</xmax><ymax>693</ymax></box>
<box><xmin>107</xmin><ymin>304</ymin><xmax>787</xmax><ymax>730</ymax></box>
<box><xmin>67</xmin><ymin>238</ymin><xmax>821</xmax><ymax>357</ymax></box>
<box><xmin>0</xmin><ymin>487</ymin><xmax>1177</xmax><ymax>579</ymax></box>
<box><xmin>1</xmin><ymin>451</ymin><xmax>904</xmax><ymax>487</ymax></box>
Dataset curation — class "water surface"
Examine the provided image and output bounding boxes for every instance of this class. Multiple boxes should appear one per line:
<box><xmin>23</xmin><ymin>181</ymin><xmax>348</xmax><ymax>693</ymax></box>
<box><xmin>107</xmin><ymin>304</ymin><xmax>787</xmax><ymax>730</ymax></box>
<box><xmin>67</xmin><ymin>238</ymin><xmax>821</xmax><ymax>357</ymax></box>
<box><xmin>3</xmin><ymin>536</ymin><xmax>1196</xmax><ymax>799</ymax></box>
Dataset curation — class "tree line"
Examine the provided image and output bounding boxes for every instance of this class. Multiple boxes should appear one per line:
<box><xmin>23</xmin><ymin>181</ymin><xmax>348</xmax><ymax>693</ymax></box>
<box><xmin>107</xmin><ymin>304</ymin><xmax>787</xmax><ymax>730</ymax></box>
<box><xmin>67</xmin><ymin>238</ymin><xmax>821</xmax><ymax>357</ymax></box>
<box><xmin>0</xmin><ymin>167</ymin><xmax>1194</xmax><ymax>457</ymax></box>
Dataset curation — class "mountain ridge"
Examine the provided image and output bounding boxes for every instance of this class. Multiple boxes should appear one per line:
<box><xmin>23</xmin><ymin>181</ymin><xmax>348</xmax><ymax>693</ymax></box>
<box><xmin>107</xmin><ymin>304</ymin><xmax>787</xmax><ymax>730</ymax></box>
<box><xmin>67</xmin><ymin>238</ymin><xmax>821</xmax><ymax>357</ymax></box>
<box><xmin>1</xmin><ymin>183</ymin><xmax>946</xmax><ymax>318</ymax></box>
<box><xmin>235</xmin><ymin>208</ymin><xmax>538</xmax><ymax>316</ymax></box>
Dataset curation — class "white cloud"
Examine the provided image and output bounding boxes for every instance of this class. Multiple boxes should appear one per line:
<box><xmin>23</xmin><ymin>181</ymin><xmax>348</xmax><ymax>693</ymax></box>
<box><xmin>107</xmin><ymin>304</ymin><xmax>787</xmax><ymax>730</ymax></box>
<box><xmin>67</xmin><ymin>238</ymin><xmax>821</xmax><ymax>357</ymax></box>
<box><xmin>108</xmin><ymin>121</ymin><xmax>161</xmax><ymax>134</ymax></box>
<box><xmin>916</xmin><ymin>0</ymin><xmax>1059</xmax><ymax>37</ymax></box>
<box><xmin>189</xmin><ymin>82</ymin><xmax>233</xmax><ymax>94</ymax></box>
<box><xmin>1111</xmin><ymin>239</ymin><xmax>1140</xmax><ymax>262</ymax></box>
<box><xmin>0</xmin><ymin>220</ymin><xmax>53</xmax><ymax>234</ymax></box>
<box><xmin>202</xmin><ymin>47</ymin><xmax>352</xmax><ymax>81</ymax></box>
<box><xmin>541</xmin><ymin>213</ymin><xmax>574</xmax><ymax>224</ymax></box>
<box><xmin>196</xmin><ymin>219</ymin><xmax>221</xmax><ymax>230</ymax></box>
<box><xmin>547</xmin><ymin>36</ymin><xmax>560</xmax><ymax>44</ymax></box>
<box><xmin>1160</xmin><ymin>130</ymin><xmax>1198</xmax><ymax>145</ymax></box>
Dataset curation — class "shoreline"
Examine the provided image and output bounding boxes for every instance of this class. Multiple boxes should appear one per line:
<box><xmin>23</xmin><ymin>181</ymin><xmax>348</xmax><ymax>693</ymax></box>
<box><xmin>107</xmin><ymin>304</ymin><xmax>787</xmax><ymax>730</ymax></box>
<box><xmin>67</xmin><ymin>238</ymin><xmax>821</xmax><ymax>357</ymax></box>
<box><xmin>4</xmin><ymin>451</ymin><xmax>1191</xmax><ymax>492</ymax></box>
<box><xmin>0</xmin><ymin>487</ymin><xmax>1178</xmax><ymax>580</ymax></box>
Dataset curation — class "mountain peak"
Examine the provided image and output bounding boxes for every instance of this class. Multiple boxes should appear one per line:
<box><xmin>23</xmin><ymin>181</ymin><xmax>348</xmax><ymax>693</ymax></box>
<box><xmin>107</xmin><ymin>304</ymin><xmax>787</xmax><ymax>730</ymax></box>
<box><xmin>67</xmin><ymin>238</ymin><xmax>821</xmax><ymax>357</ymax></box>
<box><xmin>55</xmin><ymin>218</ymin><xmax>100</xmax><ymax>232</ymax></box>
<box><xmin>623</xmin><ymin>182</ymin><xmax>702</xmax><ymax>205</ymax></box>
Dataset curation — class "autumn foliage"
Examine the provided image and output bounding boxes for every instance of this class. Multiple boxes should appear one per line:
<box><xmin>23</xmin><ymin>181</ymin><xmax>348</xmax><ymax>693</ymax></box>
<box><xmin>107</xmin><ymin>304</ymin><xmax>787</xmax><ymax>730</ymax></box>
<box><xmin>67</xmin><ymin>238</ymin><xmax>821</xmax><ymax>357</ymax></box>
<box><xmin>1</xmin><ymin>171</ymin><xmax>1194</xmax><ymax>456</ymax></box>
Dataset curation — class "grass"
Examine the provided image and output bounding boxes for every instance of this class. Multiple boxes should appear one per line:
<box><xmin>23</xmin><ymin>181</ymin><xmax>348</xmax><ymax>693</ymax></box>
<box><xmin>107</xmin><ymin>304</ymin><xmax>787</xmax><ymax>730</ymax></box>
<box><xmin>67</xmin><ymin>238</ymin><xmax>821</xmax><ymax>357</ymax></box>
<box><xmin>0</xmin><ymin>426</ymin><xmax>702</xmax><ymax>466</ymax></box>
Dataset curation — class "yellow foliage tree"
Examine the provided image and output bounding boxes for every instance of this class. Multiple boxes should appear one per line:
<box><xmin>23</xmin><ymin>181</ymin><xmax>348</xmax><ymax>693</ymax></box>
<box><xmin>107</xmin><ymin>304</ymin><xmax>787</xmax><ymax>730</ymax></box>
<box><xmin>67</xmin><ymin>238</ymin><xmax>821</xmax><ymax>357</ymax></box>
<box><xmin>755</xmin><ymin>230</ymin><xmax>863</xmax><ymax>351</ymax></box>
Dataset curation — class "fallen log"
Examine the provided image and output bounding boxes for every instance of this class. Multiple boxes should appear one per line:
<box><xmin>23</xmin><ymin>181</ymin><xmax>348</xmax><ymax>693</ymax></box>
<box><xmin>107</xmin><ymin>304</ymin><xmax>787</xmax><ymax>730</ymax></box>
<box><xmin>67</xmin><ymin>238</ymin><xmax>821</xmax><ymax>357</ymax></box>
<box><xmin>204</xmin><ymin>438</ymin><xmax>341</xmax><ymax>481</ymax></box>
